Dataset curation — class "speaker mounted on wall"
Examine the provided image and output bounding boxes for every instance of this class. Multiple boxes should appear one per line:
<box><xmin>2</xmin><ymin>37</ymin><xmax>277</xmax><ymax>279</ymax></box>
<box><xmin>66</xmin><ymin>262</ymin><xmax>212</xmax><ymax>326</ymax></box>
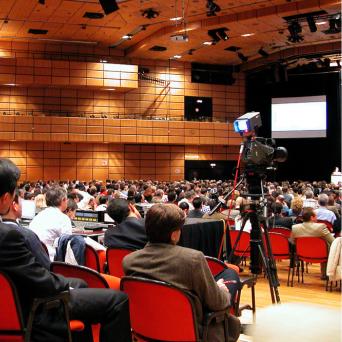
<box><xmin>99</xmin><ymin>0</ymin><xmax>119</xmax><ymax>15</ymax></box>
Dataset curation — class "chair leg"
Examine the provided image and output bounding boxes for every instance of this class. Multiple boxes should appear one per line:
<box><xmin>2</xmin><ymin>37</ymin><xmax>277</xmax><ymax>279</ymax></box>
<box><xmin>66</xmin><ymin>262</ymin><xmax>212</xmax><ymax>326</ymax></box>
<box><xmin>251</xmin><ymin>285</ymin><xmax>256</xmax><ymax>323</ymax></box>
<box><xmin>301</xmin><ymin>261</ymin><xmax>304</xmax><ymax>283</ymax></box>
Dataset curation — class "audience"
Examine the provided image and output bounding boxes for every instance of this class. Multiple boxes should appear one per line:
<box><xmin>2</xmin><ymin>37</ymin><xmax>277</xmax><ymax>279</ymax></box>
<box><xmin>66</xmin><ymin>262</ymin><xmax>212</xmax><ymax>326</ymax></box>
<box><xmin>315</xmin><ymin>193</ymin><xmax>337</xmax><ymax>224</ymax></box>
<box><xmin>104</xmin><ymin>198</ymin><xmax>147</xmax><ymax>250</ymax></box>
<box><xmin>269</xmin><ymin>202</ymin><xmax>294</xmax><ymax>229</ymax></box>
<box><xmin>187</xmin><ymin>196</ymin><xmax>204</xmax><ymax>218</ymax></box>
<box><xmin>123</xmin><ymin>204</ymin><xmax>241</xmax><ymax>342</ymax></box>
<box><xmin>0</xmin><ymin>158</ymin><xmax>132</xmax><ymax>342</ymax></box>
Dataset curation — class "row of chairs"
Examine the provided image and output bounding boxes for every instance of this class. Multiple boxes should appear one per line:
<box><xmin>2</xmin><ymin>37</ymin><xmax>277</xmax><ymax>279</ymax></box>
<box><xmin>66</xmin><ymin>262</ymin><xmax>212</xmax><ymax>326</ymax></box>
<box><xmin>229</xmin><ymin>227</ymin><xmax>331</xmax><ymax>287</ymax></box>
<box><xmin>0</xmin><ymin>254</ymin><xmax>256</xmax><ymax>342</ymax></box>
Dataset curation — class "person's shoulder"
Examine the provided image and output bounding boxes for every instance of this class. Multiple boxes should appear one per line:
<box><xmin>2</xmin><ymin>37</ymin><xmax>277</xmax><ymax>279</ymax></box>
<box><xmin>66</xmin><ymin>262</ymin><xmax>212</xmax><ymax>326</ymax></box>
<box><xmin>0</xmin><ymin>223</ymin><xmax>25</xmax><ymax>242</ymax></box>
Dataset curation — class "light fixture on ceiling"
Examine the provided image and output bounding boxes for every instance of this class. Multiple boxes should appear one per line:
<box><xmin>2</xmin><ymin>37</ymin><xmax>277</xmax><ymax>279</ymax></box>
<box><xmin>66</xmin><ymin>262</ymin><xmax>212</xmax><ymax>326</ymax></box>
<box><xmin>316</xmin><ymin>21</ymin><xmax>327</xmax><ymax>25</ymax></box>
<box><xmin>206</xmin><ymin>0</ymin><xmax>221</xmax><ymax>17</ymax></box>
<box><xmin>323</xmin><ymin>15</ymin><xmax>341</xmax><ymax>34</ymax></box>
<box><xmin>170</xmin><ymin>16</ymin><xmax>183</xmax><ymax>21</ymax></box>
<box><xmin>217</xmin><ymin>28</ymin><xmax>229</xmax><ymax>41</ymax></box>
<box><xmin>207</xmin><ymin>27</ymin><xmax>229</xmax><ymax>43</ymax></box>
<box><xmin>99</xmin><ymin>0</ymin><xmax>119</xmax><ymax>15</ymax></box>
<box><xmin>237</xmin><ymin>52</ymin><xmax>248</xmax><ymax>62</ymax></box>
<box><xmin>306</xmin><ymin>16</ymin><xmax>317</xmax><ymax>32</ymax></box>
<box><xmin>173</xmin><ymin>55</ymin><xmax>182</xmax><ymax>59</ymax></box>
<box><xmin>287</xmin><ymin>21</ymin><xmax>304</xmax><ymax>43</ymax></box>
<box><xmin>258</xmin><ymin>48</ymin><xmax>269</xmax><ymax>58</ymax></box>
<box><xmin>122</xmin><ymin>34</ymin><xmax>133</xmax><ymax>40</ymax></box>
<box><xmin>241</xmin><ymin>33</ymin><xmax>255</xmax><ymax>37</ymax></box>
<box><xmin>142</xmin><ymin>8</ymin><xmax>159</xmax><ymax>19</ymax></box>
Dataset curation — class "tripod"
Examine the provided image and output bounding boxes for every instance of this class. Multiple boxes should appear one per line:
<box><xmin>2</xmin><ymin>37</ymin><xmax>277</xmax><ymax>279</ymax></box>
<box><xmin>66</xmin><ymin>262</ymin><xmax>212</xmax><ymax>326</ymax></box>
<box><xmin>228</xmin><ymin>179</ymin><xmax>281</xmax><ymax>304</ymax></box>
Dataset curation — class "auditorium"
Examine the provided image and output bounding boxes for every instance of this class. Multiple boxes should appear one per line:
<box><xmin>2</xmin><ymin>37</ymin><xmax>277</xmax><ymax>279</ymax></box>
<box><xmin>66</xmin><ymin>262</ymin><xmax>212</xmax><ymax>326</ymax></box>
<box><xmin>0</xmin><ymin>0</ymin><xmax>340</xmax><ymax>341</ymax></box>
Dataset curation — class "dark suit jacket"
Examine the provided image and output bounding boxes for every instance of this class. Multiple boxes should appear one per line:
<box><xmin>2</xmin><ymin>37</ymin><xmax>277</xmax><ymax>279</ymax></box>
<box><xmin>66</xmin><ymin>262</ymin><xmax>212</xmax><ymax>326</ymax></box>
<box><xmin>2</xmin><ymin>219</ymin><xmax>51</xmax><ymax>270</ymax></box>
<box><xmin>269</xmin><ymin>215</ymin><xmax>294</xmax><ymax>229</ymax></box>
<box><xmin>123</xmin><ymin>243</ymin><xmax>230</xmax><ymax>342</ymax></box>
<box><xmin>0</xmin><ymin>223</ymin><xmax>70</xmax><ymax>341</ymax></box>
<box><xmin>104</xmin><ymin>217</ymin><xmax>147</xmax><ymax>250</ymax></box>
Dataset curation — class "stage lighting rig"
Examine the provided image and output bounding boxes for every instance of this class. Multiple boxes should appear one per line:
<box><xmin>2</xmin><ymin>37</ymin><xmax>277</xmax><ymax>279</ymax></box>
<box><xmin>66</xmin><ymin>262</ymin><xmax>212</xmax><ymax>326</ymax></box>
<box><xmin>206</xmin><ymin>0</ymin><xmax>221</xmax><ymax>17</ymax></box>
<box><xmin>287</xmin><ymin>21</ymin><xmax>304</xmax><ymax>43</ymax></box>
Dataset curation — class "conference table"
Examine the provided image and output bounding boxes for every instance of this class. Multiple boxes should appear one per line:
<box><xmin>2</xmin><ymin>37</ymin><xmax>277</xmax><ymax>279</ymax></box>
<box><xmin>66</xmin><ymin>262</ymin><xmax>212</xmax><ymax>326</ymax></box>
<box><xmin>178</xmin><ymin>218</ymin><xmax>231</xmax><ymax>259</ymax></box>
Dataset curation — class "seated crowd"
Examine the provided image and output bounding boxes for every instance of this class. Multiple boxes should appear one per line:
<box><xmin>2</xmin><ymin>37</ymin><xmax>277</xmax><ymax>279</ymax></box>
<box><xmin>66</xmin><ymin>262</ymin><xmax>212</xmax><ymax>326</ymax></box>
<box><xmin>0</xmin><ymin>157</ymin><xmax>341</xmax><ymax>341</ymax></box>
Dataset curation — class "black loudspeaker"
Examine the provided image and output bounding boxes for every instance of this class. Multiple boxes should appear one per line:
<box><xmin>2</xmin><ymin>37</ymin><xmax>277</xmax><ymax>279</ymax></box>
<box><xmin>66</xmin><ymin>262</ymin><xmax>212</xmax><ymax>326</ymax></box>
<box><xmin>191</xmin><ymin>63</ymin><xmax>236</xmax><ymax>85</ymax></box>
<box><xmin>99</xmin><ymin>0</ymin><xmax>119</xmax><ymax>15</ymax></box>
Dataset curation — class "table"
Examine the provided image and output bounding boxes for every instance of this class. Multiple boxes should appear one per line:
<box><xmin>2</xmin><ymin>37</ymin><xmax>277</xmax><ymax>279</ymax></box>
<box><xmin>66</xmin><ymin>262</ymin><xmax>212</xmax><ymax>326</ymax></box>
<box><xmin>178</xmin><ymin>218</ymin><xmax>231</xmax><ymax>259</ymax></box>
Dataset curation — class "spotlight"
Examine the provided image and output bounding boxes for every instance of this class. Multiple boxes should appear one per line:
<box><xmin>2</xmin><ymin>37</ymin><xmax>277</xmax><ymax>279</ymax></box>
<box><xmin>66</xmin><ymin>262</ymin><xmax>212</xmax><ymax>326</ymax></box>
<box><xmin>258</xmin><ymin>48</ymin><xmax>269</xmax><ymax>58</ymax></box>
<box><xmin>142</xmin><ymin>8</ymin><xmax>159</xmax><ymax>19</ymax></box>
<box><xmin>208</xmin><ymin>29</ymin><xmax>220</xmax><ymax>43</ymax></box>
<box><xmin>207</xmin><ymin>27</ymin><xmax>229</xmax><ymax>43</ymax></box>
<box><xmin>306</xmin><ymin>16</ymin><xmax>317</xmax><ymax>32</ymax></box>
<box><xmin>217</xmin><ymin>28</ymin><xmax>229</xmax><ymax>41</ymax></box>
<box><xmin>206</xmin><ymin>0</ymin><xmax>221</xmax><ymax>17</ymax></box>
<box><xmin>237</xmin><ymin>52</ymin><xmax>248</xmax><ymax>62</ymax></box>
<box><xmin>122</xmin><ymin>34</ymin><xmax>133</xmax><ymax>40</ymax></box>
<box><xmin>287</xmin><ymin>21</ymin><xmax>304</xmax><ymax>43</ymax></box>
<box><xmin>323</xmin><ymin>16</ymin><xmax>341</xmax><ymax>34</ymax></box>
<box><xmin>99</xmin><ymin>0</ymin><xmax>119</xmax><ymax>15</ymax></box>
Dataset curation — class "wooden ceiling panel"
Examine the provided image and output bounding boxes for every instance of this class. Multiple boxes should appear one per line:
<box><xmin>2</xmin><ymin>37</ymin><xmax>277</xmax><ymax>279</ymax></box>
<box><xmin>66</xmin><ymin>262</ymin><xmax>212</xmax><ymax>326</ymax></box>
<box><xmin>0</xmin><ymin>0</ymin><xmax>339</xmax><ymax>65</ymax></box>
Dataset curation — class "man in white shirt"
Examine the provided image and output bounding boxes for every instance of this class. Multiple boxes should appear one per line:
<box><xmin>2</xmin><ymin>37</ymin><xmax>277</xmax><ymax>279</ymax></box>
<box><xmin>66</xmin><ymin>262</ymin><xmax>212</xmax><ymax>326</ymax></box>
<box><xmin>315</xmin><ymin>193</ymin><xmax>337</xmax><ymax>224</ymax></box>
<box><xmin>29</xmin><ymin>186</ymin><xmax>72</xmax><ymax>260</ymax></box>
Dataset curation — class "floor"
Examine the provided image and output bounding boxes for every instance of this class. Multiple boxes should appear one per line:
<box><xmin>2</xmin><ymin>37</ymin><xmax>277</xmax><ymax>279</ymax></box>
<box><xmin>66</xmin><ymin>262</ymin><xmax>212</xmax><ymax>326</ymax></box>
<box><xmin>237</xmin><ymin>260</ymin><xmax>341</xmax><ymax>341</ymax></box>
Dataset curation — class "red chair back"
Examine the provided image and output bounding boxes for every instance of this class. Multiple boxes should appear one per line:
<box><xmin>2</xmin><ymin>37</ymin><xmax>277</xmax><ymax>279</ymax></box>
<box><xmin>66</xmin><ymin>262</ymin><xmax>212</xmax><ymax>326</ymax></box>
<box><xmin>269</xmin><ymin>232</ymin><xmax>290</xmax><ymax>260</ymax></box>
<box><xmin>84</xmin><ymin>245</ymin><xmax>101</xmax><ymax>272</ymax></box>
<box><xmin>295</xmin><ymin>237</ymin><xmax>328</xmax><ymax>263</ymax></box>
<box><xmin>121</xmin><ymin>276</ymin><xmax>198</xmax><ymax>341</ymax></box>
<box><xmin>229</xmin><ymin>231</ymin><xmax>250</xmax><ymax>257</ymax></box>
<box><xmin>0</xmin><ymin>272</ymin><xmax>24</xmax><ymax>341</ymax></box>
<box><xmin>316</xmin><ymin>220</ymin><xmax>333</xmax><ymax>232</ymax></box>
<box><xmin>51</xmin><ymin>262</ymin><xmax>109</xmax><ymax>288</ymax></box>
<box><xmin>205</xmin><ymin>256</ymin><xmax>227</xmax><ymax>277</ymax></box>
<box><xmin>106</xmin><ymin>248</ymin><xmax>135</xmax><ymax>278</ymax></box>
<box><xmin>269</xmin><ymin>227</ymin><xmax>292</xmax><ymax>238</ymax></box>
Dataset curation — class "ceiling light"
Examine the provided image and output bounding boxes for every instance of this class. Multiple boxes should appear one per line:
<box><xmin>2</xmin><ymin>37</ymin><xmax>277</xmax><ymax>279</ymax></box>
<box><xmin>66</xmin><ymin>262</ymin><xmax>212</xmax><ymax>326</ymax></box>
<box><xmin>105</xmin><ymin>88</ymin><xmax>115</xmax><ymax>91</ymax></box>
<box><xmin>203</xmin><ymin>41</ymin><xmax>214</xmax><ymax>45</ymax></box>
<box><xmin>287</xmin><ymin>21</ymin><xmax>304</xmax><ymax>43</ymax></box>
<box><xmin>237</xmin><ymin>52</ymin><xmax>248</xmax><ymax>62</ymax></box>
<box><xmin>306</xmin><ymin>16</ymin><xmax>317</xmax><ymax>32</ymax></box>
<box><xmin>217</xmin><ymin>28</ymin><xmax>229</xmax><ymax>41</ymax></box>
<box><xmin>241</xmin><ymin>33</ymin><xmax>255</xmax><ymax>37</ymax></box>
<box><xmin>170</xmin><ymin>17</ymin><xmax>183</xmax><ymax>21</ymax></box>
<box><xmin>173</xmin><ymin>55</ymin><xmax>182</xmax><ymax>59</ymax></box>
<box><xmin>206</xmin><ymin>0</ymin><xmax>221</xmax><ymax>17</ymax></box>
<box><xmin>316</xmin><ymin>21</ymin><xmax>327</xmax><ymax>25</ymax></box>
<box><xmin>122</xmin><ymin>34</ymin><xmax>133</xmax><ymax>40</ymax></box>
<box><xmin>207</xmin><ymin>27</ymin><xmax>229</xmax><ymax>43</ymax></box>
<box><xmin>323</xmin><ymin>16</ymin><xmax>341</xmax><ymax>34</ymax></box>
<box><xmin>100</xmin><ymin>59</ymin><xmax>108</xmax><ymax>63</ymax></box>
<box><xmin>99</xmin><ymin>0</ymin><xmax>119</xmax><ymax>15</ymax></box>
<box><xmin>142</xmin><ymin>8</ymin><xmax>159</xmax><ymax>19</ymax></box>
<box><xmin>258</xmin><ymin>48</ymin><xmax>269</xmax><ymax>58</ymax></box>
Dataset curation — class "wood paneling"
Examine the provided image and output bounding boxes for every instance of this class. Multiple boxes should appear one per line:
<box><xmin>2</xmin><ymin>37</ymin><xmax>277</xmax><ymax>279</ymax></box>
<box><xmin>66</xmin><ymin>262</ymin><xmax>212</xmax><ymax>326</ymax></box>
<box><xmin>0</xmin><ymin>115</ymin><xmax>242</xmax><ymax>146</ymax></box>
<box><xmin>0</xmin><ymin>141</ymin><xmax>239</xmax><ymax>181</ymax></box>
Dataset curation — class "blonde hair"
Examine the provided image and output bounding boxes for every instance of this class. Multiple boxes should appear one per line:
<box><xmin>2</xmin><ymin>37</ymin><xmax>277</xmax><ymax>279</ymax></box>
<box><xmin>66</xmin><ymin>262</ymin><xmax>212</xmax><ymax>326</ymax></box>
<box><xmin>290</xmin><ymin>196</ymin><xmax>303</xmax><ymax>215</ymax></box>
<box><xmin>34</xmin><ymin>194</ymin><xmax>47</xmax><ymax>209</ymax></box>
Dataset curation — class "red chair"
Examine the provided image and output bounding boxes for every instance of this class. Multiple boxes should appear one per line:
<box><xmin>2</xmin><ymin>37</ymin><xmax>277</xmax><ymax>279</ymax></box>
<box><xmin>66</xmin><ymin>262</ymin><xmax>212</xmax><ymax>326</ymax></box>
<box><xmin>205</xmin><ymin>256</ymin><xmax>256</xmax><ymax>319</ymax></box>
<box><xmin>0</xmin><ymin>271</ymin><xmax>84</xmax><ymax>342</ymax></box>
<box><xmin>268</xmin><ymin>232</ymin><xmax>294</xmax><ymax>286</ymax></box>
<box><xmin>106</xmin><ymin>248</ymin><xmax>136</xmax><ymax>278</ymax></box>
<box><xmin>51</xmin><ymin>262</ymin><xmax>120</xmax><ymax>290</ymax></box>
<box><xmin>229</xmin><ymin>230</ymin><xmax>250</xmax><ymax>258</ymax></box>
<box><xmin>269</xmin><ymin>227</ymin><xmax>292</xmax><ymax>238</ymax></box>
<box><xmin>121</xmin><ymin>276</ymin><xmax>228</xmax><ymax>342</ymax></box>
<box><xmin>317</xmin><ymin>220</ymin><xmax>333</xmax><ymax>232</ymax></box>
<box><xmin>84</xmin><ymin>244</ymin><xmax>104</xmax><ymax>272</ymax></box>
<box><xmin>294</xmin><ymin>237</ymin><xmax>329</xmax><ymax>284</ymax></box>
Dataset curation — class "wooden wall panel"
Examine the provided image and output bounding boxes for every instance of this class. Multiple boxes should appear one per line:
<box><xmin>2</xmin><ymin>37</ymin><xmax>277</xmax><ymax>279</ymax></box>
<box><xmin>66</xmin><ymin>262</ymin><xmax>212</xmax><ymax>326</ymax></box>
<box><xmin>0</xmin><ymin>142</ymin><xmax>239</xmax><ymax>181</ymax></box>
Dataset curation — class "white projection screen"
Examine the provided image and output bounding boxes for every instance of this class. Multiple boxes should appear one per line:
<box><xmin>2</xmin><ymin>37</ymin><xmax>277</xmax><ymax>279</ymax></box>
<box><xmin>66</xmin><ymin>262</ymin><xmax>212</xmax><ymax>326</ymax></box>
<box><xmin>271</xmin><ymin>95</ymin><xmax>327</xmax><ymax>138</ymax></box>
